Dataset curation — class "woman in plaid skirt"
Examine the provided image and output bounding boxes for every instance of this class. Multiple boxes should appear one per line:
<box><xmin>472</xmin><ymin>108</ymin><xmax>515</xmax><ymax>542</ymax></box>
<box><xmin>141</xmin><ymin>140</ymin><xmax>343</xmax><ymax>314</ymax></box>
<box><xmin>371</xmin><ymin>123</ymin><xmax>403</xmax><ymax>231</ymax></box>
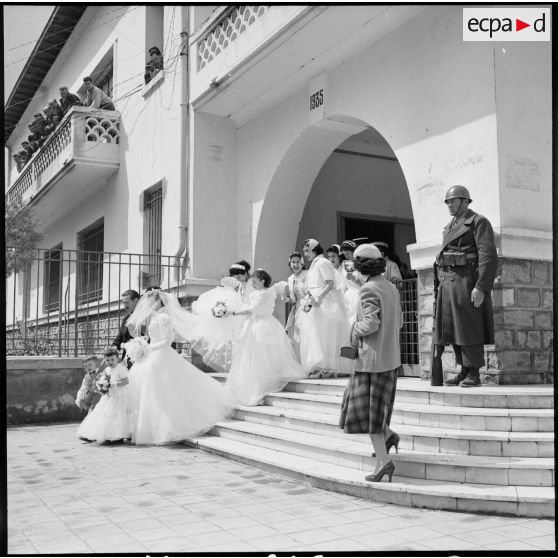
<box><xmin>339</xmin><ymin>244</ymin><xmax>403</xmax><ymax>482</ymax></box>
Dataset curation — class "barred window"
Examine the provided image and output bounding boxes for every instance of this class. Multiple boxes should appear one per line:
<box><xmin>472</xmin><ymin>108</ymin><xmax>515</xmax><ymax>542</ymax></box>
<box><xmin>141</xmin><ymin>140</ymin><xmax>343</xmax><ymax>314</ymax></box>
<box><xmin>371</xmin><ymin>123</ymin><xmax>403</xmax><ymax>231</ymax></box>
<box><xmin>142</xmin><ymin>186</ymin><xmax>163</xmax><ymax>288</ymax></box>
<box><xmin>43</xmin><ymin>244</ymin><xmax>62</xmax><ymax>313</ymax></box>
<box><xmin>77</xmin><ymin>220</ymin><xmax>104</xmax><ymax>304</ymax></box>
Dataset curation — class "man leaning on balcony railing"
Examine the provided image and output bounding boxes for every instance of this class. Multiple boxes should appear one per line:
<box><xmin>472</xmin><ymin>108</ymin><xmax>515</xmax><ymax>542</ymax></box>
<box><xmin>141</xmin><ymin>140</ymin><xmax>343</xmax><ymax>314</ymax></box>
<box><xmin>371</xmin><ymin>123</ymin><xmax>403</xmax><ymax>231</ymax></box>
<box><xmin>59</xmin><ymin>86</ymin><xmax>83</xmax><ymax>115</ymax></box>
<box><xmin>82</xmin><ymin>76</ymin><xmax>115</xmax><ymax>111</ymax></box>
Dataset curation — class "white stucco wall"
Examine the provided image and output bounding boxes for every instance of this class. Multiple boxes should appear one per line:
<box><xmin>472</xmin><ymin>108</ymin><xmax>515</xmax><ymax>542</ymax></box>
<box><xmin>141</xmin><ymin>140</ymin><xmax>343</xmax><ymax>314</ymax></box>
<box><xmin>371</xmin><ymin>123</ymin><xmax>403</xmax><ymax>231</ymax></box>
<box><xmin>6</xmin><ymin>6</ymin><xmax>188</xmax><ymax>321</ymax></box>
<box><xmin>297</xmin><ymin>151</ymin><xmax>412</xmax><ymax>253</ymax></box>
<box><xmin>230</xmin><ymin>6</ymin><xmax>508</xmax><ymax>281</ymax></box>
<box><xmin>190</xmin><ymin>111</ymin><xmax>238</xmax><ymax>278</ymax></box>
<box><xmin>7</xmin><ymin>5</ymin><xmax>184</xmax><ymax>259</ymax></box>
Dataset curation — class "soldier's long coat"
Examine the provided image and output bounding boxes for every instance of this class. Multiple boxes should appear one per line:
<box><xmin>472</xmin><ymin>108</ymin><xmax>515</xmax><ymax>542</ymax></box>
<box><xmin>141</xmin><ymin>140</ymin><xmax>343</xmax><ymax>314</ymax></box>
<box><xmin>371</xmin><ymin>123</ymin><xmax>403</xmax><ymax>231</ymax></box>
<box><xmin>433</xmin><ymin>209</ymin><xmax>498</xmax><ymax>346</ymax></box>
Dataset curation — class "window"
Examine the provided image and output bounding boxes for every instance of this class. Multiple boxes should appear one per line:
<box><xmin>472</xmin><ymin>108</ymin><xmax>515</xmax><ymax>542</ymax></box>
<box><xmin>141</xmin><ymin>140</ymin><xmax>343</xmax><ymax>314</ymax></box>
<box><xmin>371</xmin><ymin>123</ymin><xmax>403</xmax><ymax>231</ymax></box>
<box><xmin>78</xmin><ymin>47</ymin><xmax>114</xmax><ymax>99</ymax></box>
<box><xmin>77</xmin><ymin>220</ymin><xmax>104</xmax><ymax>304</ymax></box>
<box><xmin>97</xmin><ymin>63</ymin><xmax>113</xmax><ymax>99</ymax></box>
<box><xmin>143</xmin><ymin>186</ymin><xmax>163</xmax><ymax>288</ymax></box>
<box><xmin>43</xmin><ymin>245</ymin><xmax>62</xmax><ymax>313</ymax></box>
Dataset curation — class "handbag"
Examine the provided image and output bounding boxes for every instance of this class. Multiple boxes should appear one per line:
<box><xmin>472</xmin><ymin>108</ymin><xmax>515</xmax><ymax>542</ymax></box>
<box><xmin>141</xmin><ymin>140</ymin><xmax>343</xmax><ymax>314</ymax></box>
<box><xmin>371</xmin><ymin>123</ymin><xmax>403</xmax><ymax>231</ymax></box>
<box><xmin>340</xmin><ymin>345</ymin><xmax>358</xmax><ymax>360</ymax></box>
<box><xmin>340</xmin><ymin>323</ymin><xmax>360</xmax><ymax>360</ymax></box>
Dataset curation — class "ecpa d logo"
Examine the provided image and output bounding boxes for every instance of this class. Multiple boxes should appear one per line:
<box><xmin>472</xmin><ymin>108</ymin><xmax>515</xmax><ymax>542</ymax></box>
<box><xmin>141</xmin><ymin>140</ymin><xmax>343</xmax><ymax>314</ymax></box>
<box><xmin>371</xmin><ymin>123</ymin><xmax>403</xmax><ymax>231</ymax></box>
<box><xmin>463</xmin><ymin>7</ymin><xmax>550</xmax><ymax>41</ymax></box>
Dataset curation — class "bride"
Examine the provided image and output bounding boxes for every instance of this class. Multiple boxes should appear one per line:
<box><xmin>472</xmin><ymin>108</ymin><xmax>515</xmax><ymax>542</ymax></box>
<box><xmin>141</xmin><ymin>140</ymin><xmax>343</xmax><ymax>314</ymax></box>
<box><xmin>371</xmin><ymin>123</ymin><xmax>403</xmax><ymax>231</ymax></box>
<box><xmin>123</xmin><ymin>288</ymin><xmax>235</xmax><ymax>445</ymax></box>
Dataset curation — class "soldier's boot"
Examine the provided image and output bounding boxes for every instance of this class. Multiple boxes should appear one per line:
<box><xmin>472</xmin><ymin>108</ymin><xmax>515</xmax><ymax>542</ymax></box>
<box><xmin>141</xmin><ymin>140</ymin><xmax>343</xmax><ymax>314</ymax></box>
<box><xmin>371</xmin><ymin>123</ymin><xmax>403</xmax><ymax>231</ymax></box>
<box><xmin>459</xmin><ymin>367</ymin><xmax>481</xmax><ymax>388</ymax></box>
<box><xmin>444</xmin><ymin>366</ymin><xmax>468</xmax><ymax>386</ymax></box>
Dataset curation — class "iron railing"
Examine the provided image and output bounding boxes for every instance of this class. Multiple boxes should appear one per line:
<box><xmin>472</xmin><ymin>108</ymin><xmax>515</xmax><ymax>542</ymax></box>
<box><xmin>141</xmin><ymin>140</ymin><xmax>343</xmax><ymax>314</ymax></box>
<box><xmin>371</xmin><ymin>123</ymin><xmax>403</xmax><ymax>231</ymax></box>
<box><xmin>398</xmin><ymin>278</ymin><xmax>419</xmax><ymax>373</ymax></box>
<box><xmin>6</xmin><ymin>248</ymin><xmax>188</xmax><ymax>357</ymax></box>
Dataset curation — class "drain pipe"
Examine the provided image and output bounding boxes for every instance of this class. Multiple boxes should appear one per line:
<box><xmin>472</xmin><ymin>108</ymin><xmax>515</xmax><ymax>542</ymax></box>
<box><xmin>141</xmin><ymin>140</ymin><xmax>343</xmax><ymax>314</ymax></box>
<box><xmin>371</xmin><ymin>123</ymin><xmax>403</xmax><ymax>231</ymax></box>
<box><xmin>174</xmin><ymin>8</ymin><xmax>191</xmax><ymax>285</ymax></box>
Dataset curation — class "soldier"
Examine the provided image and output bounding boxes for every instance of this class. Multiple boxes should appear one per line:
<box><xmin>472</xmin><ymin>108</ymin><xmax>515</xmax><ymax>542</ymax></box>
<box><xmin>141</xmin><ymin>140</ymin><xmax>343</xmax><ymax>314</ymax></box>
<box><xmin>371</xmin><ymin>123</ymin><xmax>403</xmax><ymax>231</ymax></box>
<box><xmin>434</xmin><ymin>185</ymin><xmax>497</xmax><ymax>387</ymax></box>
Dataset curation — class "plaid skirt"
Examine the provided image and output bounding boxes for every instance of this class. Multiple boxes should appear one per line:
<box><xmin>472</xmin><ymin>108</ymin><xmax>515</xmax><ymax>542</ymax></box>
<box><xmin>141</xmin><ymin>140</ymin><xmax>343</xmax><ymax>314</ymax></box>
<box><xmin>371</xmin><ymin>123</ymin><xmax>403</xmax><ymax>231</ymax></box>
<box><xmin>339</xmin><ymin>369</ymin><xmax>398</xmax><ymax>434</ymax></box>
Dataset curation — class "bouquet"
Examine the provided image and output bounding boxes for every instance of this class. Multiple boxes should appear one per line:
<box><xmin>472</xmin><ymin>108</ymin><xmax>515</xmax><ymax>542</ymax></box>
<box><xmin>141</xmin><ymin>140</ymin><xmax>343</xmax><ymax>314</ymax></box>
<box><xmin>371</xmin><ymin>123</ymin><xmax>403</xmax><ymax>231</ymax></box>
<box><xmin>212</xmin><ymin>301</ymin><xmax>228</xmax><ymax>318</ymax></box>
<box><xmin>95</xmin><ymin>371</ymin><xmax>111</xmax><ymax>395</ymax></box>
<box><xmin>301</xmin><ymin>293</ymin><xmax>314</xmax><ymax>313</ymax></box>
<box><xmin>343</xmin><ymin>260</ymin><xmax>355</xmax><ymax>273</ymax></box>
<box><xmin>124</xmin><ymin>336</ymin><xmax>150</xmax><ymax>363</ymax></box>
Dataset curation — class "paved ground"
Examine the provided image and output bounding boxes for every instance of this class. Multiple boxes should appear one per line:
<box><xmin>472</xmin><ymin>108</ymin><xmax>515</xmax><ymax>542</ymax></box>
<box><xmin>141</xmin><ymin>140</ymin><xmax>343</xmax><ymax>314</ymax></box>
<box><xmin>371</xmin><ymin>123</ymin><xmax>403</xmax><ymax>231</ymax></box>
<box><xmin>7</xmin><ymin>423</ymin><xmax>555</xmax><ymax>554</ymax></box>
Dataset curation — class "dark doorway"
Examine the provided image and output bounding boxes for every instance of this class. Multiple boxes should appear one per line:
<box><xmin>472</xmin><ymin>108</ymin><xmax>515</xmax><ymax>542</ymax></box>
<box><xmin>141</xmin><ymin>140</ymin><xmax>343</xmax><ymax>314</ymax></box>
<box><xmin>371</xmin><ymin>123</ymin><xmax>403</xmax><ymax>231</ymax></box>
<box><xmin>342</xmin><ymin>217</ymin><xmax>394</xmax><ymax>248</ymax></box>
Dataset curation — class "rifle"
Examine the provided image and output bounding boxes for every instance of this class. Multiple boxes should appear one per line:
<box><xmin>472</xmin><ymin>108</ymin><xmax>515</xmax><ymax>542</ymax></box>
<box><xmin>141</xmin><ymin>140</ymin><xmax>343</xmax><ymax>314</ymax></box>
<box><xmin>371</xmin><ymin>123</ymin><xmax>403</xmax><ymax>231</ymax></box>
<box><xmin>430</xmin><ymin>261</ymin><xmax>445</xmax><ymax>386</ymax></box>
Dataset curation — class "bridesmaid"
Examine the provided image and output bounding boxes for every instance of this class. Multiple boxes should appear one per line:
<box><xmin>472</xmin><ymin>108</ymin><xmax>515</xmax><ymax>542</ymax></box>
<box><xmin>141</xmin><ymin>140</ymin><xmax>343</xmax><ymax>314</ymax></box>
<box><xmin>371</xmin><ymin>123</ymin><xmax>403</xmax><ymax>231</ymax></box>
<box><xmin>284</xmin><ymin>251</ymin><xmax>308</xmax><ymax>359</ymax></box>
<box><xmin>298</xmin><ymin>238</ymin><xmax>350</xmax><ymax>378</ymax></box>
<box><xmin>326</xmin><ymin>244</ymin><xmax>345</xmax><ymax>293</ymax></box>
<box><xmin>340</xmin><ymin>239</ymin><xmax>362</xmax><ymax>323</ymax></box>
<box><xmin>230</xmin><ymin>260</ymin><xmax>254</xmax><ymax>301</ymax></box>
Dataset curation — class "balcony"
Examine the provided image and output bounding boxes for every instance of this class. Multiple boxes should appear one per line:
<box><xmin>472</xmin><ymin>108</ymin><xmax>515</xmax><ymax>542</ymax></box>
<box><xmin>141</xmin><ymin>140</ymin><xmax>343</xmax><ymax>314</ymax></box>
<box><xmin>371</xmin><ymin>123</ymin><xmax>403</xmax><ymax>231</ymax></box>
<box><xmin>6</xmin><ymin>106</ymin><xmax>120</xmax><ymax>225</ymax></box>
<box><xmin>190</xmin><ymin>5</ymin><xmax>426</xmax><ymax>124</ymax></box>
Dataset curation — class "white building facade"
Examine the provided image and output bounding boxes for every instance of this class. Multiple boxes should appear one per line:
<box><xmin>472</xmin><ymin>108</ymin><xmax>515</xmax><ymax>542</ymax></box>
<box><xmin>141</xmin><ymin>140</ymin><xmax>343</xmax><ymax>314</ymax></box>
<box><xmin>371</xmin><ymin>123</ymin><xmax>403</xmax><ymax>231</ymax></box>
<box><xmin>5</xmin><ymin>5</ymin><xmax>552</xmax><ymax>383</ymax></box>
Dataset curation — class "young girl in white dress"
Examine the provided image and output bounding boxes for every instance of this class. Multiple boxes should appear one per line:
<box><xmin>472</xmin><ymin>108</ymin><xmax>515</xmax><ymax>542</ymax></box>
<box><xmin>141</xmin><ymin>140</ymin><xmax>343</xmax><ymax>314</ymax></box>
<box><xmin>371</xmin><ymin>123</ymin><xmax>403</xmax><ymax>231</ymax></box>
<box><xmin>124</xmin><ymin>289</ymin><xmax>235</xmax><ymax>445</ymax></box>
<box><xmin>226</xmin><ymin>269</ymin><xmax>306</xmax><ymax>406</ymax></box>
<box><xmin>284</xmin><ymin>251</ymin><xmax>308</xmax><ymax>359</ymax></box>
<box><xmin>77</xmin><ymin>348</ymin><xmax>132</xmax><ymax>443</ymax></box>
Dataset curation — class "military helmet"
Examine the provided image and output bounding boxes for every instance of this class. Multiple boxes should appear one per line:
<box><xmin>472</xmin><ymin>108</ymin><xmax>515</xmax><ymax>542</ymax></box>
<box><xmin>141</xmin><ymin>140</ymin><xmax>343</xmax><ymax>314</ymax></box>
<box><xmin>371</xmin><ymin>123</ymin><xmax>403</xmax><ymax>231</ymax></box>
<box><xmin>444</xmin><ymin>185</ymin><xmax>472</xmax><ymax>203</ymax></box>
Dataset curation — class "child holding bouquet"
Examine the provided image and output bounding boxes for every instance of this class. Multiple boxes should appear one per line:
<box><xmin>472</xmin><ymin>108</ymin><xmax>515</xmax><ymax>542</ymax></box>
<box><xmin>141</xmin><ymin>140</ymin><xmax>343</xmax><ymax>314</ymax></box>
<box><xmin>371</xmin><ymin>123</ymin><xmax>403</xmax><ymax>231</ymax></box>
<box><xmin>77</xmin><ymin>348</ymin><xmax>132</xmax><ymax>444</ymax></box>
<box><xmin>75</xmin><ymin>355</ymin><xmax>104</xmax><ymax>414</ymax></box>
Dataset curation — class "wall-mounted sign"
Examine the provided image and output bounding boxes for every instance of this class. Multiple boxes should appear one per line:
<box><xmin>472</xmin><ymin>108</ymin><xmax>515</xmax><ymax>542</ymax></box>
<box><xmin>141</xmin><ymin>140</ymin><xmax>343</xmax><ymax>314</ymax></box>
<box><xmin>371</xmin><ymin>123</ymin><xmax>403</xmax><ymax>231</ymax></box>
<box><xmin>308</xmin><ymin>72</ymin><xmax>328</xmax><ymax>125</ymax></box>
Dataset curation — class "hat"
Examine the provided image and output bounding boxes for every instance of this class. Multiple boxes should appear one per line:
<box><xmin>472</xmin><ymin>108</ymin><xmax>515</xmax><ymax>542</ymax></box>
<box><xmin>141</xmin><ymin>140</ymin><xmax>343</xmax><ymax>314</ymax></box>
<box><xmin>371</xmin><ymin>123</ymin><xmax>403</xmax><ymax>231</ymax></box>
<box><xmin>354</xmin><ymin>244</ymin><xmax>382</xmax><ymax>260</ymax></box>
<box><xmin>372</xmin><ymin>241</ymin><xmax>389</xmax><ymax>250</ymax></box>
<box><xmin>340</xmin><ymin>240</ymin><xmax>357</xmax><ymax>251</ymax></box>
<box><xmin>149</xmin><ymin>46</ymin><xmax>161</xmax><ymax>55</ymax></box>
<box><xmin>303</xmin><ymin>238</ymin><xmax>319</xmax><ymax>251</ymax></box>
<box><xmin>352</xmin><ymin>237</ymin><xmax>368</xmax><ymax>245</ymax></box>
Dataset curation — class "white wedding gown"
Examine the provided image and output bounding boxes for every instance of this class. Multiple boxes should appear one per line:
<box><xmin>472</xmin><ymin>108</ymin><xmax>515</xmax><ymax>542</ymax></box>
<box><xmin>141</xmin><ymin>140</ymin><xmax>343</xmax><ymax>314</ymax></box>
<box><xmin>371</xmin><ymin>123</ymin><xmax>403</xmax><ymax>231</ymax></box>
<box><xmin>127</xmin><ymin>309</ymin><xmax>235</xmax><ymax>445</ymax></box>
<box><xmin>189</xmin><ymin>278</ymin><xmax>244</xmax><ymax>373</ymax></box>
<box><xmin>226</xmin><ymin>288</ymin><xmax>306</xmax><ymax>406</ymax></box>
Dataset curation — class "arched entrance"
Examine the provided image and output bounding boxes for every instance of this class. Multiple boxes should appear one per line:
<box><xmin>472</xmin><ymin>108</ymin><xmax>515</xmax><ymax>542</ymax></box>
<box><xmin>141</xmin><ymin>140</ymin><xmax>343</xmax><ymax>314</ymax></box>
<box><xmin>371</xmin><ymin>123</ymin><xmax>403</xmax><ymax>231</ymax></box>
<box><xmin>255</xmin><ymin>115</ymin><xmax>419</xmax><ymax>374</ymax></box>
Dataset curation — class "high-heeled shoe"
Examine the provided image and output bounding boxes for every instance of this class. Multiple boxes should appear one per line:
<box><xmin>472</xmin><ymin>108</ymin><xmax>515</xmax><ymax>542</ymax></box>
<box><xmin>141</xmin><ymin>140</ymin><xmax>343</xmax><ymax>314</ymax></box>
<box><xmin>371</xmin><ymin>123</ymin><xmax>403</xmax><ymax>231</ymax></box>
<box><xmin>372</xmin><ymin>432</ymin><xmax>400</xmax><ymax>457</ymax></box>
<box><xmin>385</xmin><ymin>432</ymin><xmax>400</xmax><ymax>454</ymax></box>
<box><xmin>365</xmin><ymin>461</ymin><xmax>395</xmax><ymax>483</ymax></box>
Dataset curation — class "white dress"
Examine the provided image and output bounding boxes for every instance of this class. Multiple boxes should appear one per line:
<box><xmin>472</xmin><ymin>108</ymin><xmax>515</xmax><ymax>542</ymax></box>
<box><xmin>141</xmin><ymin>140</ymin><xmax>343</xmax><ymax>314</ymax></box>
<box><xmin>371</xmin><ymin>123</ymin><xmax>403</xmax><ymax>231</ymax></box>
<box><xmin>285</xmin><ymin>270</ymin><xmax>307</xmax><ymax>359</ymax></box>
<box><xmin>189</xmin><ymin>278</ymin><xmax>244</xmax><ymax>373</ymax></box>
<box><xmin>341</xmin><ymin>260</ymin><xmax>361</xmax><ymax>324</ymax></box>
<box><xmin>298</xmin><ymin>255</ymin><xmax>351</xmax><ymax>374</ymax></box>
<box><xmin>226</xmin><ymin>288</ymin><xmax>305</xmax><ymax>406</ymax></box>
<box><xmin>127</xmin><ymin>309</ymin><xmax>235</xmax><ymax>445</ymax></box>
<box><xmin>77</xmin><ymin>363</ymin><xmax>132</xmax><ymax>442</ymax></box>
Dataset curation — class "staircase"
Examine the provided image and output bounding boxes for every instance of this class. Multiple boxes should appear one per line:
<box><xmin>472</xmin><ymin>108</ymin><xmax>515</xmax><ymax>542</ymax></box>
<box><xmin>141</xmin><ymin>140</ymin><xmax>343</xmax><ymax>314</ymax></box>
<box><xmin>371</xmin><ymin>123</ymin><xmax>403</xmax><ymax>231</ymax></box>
<box><xmin>193</xmin><ymin>376</ymin><xmax>554</xmax><ymax>518</ymax></box>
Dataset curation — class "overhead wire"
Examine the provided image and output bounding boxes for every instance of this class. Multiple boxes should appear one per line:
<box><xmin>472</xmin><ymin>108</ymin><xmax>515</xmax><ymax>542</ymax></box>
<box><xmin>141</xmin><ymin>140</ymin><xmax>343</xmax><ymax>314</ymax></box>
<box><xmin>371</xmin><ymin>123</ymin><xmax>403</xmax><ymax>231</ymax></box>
<box><xmin>4</xmin><ymin>6</ymin><xmax>137</xmax><ymax>56</ymax></box>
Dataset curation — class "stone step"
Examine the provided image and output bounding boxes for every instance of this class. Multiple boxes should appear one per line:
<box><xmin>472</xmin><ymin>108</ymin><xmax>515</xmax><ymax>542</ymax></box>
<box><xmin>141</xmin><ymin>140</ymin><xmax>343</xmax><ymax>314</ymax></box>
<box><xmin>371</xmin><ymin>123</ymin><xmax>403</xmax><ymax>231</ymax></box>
<box><xmin>263</xmin><ymin>392</ymin><xmax>554</xmax><ymax>432</ymax></box>
<box><xmin>211</xmin><ymin>419</ymin><xmax>554</xmax><ymax>487</ymax></box>
<box><xmin>193</xmin><ymin>435</ymin><xmax>554</xmax><ymax>518</ymax></box>
<box><xmin>283</xmin><ymin>378</ymin><xmax>555</xmax><ymax>409</ymax></box>
<box><xmin>233</xmin><ymin>406</ymin><xmax>554</xmax><ymax>458</ymax></box>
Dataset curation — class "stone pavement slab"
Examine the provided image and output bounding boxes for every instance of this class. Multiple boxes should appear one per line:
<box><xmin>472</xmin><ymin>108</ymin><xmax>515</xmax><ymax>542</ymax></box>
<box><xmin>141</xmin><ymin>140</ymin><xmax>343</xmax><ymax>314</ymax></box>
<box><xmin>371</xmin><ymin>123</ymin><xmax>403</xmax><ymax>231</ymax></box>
<box><xmin>7</xmin><ymin>423</ymin><xmax>556</xmax><ymax>554</ymax></box>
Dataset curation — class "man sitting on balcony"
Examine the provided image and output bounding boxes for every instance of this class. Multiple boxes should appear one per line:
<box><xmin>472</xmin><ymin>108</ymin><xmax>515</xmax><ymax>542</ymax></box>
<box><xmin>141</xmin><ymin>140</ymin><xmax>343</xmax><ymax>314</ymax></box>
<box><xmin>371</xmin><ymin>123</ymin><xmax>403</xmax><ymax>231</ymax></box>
<box><xmin>82</xmin><ymin>76</ymin><xmax>115</xmax><ymax>111</ymax></box>
<box><xmin>144</xmin><ymin>46</ymin><xmax>164</xmax><ymax>84</ymax></box>
<box><xmin>21</xmin><ymin>141</ymin><xmax>36</xmax><ymax>158</ymax></box>
<box><xmin>43</xmin><ymin>104</ymin><xmax>58</xmax><ymax>136</ymax></box>
<box><xmin>48</xmin><ymin>98</ymin><xmax>64</xmax><ymax>122</ymax></box>
<box><xmin>17</xmin><ymin>149</ymin><xmax>29</xmax><ymax>166</ymax></box>
<box><xmin>59</xmin><ymin>86</ymin><xmax>83</xmax><ymax>115</ymax></box>
<box><xmin>13</xmin><ymin>152</ymin><xmax>24</xmax><ymax>172</ymax></box>
<box><xmin>29</xmin><ymin>113</ymin><xmax>47</xmax><ymax>146</ymax></box>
